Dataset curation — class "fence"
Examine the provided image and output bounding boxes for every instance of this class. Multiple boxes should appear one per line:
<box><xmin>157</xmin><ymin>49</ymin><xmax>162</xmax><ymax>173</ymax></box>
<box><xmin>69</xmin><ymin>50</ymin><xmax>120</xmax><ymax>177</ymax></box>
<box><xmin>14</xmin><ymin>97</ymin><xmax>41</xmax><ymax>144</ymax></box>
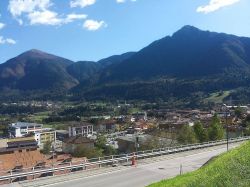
<box><xmin>0</xmin><ymin>136</ymin><xmax>249</xmax><ymax>183</ymax></box>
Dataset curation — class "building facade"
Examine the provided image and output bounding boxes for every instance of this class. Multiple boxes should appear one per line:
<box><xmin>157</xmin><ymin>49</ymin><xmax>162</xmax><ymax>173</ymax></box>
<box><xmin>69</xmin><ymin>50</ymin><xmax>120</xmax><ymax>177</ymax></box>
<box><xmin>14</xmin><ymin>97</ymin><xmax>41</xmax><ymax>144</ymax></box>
<box><xmin>8</xmin><ymin>122</ymin><xmax>43</xmax><ymax>138</ymax></box>
<box><xmin>35</xmin><ymin>130</ymin><xmax>56</xmax><ymax>148</ymax></box>
<box><xmin>68</xmin><ymin>123</ymin><xmax>93</xmax><ymax>137</ymax></box>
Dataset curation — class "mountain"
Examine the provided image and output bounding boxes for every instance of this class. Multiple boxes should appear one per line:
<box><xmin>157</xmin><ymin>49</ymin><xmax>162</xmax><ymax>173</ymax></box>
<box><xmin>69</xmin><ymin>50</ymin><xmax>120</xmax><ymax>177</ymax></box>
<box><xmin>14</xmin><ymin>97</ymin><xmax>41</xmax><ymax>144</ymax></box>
<box><xmin>98</xmin><ymin>52</ymin><xmax>136</xmax><ymax>67</ymax></box>
<box><xmin>81</xmin><ymin>25</ymin><xmax>250</xmax><ymax>104</ymax></box>
<box><xmin>100</xmin><ymin>25</ymin><xmax>250</xmax><ymax>83</ymax></box>
<box><xmin>0</xmin><ymin>49</ymin><xmax>78</xmax><ymax>90</ymax></box>
<box><xmin>2</xmin><ymin>26</ymin><xmax>250</xmax><ymax>104</ymax></box>
<box><xmin>67</xmin><ymin>61</ymin><xmax>101</xmax><ymax>82</ymax></box>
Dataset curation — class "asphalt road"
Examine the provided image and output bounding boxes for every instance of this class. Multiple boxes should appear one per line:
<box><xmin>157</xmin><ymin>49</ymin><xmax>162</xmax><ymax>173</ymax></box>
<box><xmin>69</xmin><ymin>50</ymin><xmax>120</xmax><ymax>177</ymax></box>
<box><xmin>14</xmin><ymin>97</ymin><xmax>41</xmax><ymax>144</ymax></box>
<box><xmin>14</xmin><ymin>142</ymin><xmax>243</xmax><ymax>187</ymax></box>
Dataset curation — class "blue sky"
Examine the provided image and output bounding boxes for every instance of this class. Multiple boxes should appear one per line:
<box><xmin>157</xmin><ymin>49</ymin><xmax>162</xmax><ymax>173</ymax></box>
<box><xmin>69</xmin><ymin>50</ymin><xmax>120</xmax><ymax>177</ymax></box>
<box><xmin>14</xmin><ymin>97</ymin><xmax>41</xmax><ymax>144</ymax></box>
<box><xmin>0</xmin><ymin>0</ymin><xmax>250</xmax><ymax>63</ymax></box>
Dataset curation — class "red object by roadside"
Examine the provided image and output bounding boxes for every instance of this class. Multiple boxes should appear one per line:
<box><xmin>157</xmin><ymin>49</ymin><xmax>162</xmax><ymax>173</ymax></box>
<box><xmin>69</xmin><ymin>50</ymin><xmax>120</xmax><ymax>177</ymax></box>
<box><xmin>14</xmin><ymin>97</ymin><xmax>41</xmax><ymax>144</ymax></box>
<box><xmin>132</xmin><ymin>153</ymin><xmax>136</xmax><ymax>166</ymax></box>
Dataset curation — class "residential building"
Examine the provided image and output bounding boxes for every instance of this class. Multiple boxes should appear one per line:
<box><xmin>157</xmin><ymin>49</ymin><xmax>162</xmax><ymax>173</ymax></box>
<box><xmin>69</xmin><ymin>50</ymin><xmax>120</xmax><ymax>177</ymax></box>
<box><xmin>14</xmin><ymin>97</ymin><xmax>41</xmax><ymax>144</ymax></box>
<box><xmin>68</xmin><ymin>122</ymin><xmax>93</xmax><ymax>137</ymax></box>
<box><xmin>96</xmin><ymin>120</ymin><xmax>118</xmax><ymax>133</ymax></box>
<box><xmin>35</xmin><ymin>129</ymin><xmax>56</xmax><ymax>148</ymax></box>
<box><xmin>131</xmin><ymin>112</ymin><xmax>147</xmax><ymax>122</ymax></box>
<box><xmin>8</xmin><ymin>122</ymin><xmax>43</xmax><ymax>138</ymax></box>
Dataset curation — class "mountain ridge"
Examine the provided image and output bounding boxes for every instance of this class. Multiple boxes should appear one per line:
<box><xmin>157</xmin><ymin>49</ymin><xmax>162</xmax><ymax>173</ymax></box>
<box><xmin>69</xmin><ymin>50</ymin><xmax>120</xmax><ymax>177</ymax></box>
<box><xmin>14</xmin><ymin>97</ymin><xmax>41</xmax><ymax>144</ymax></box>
<box><xmin>1</xmin><ymin>25</ymin><xmax>250</xmax><ymax>103</ymax></box>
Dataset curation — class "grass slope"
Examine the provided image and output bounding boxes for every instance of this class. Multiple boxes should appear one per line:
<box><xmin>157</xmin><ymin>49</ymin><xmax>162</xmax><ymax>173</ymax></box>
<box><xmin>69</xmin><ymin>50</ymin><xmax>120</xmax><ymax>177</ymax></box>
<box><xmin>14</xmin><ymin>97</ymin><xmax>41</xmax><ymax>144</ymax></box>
<box><xmin>204</xmin><ymin>91</ymin><xmax>231</xmax><ymax>104</ymax></box>
<box><xmin>148</xmin><ymin>141</ymin><xmax>250</xmax><ymax>187</ymax></box>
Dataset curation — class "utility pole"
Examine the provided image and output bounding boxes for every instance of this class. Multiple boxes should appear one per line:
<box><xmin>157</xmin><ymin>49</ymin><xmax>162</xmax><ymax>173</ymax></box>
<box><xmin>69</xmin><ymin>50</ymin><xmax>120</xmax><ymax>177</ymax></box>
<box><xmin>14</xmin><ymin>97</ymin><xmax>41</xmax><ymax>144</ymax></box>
<box><xmin>135</xmin><ymin>135</ymin><xmax>139</xmax><ymax>153</ymax></box>
<box><xmin>223</xmin><ymin>104</ymin><xmax>229</xmax><ymax>152</ymax></box>
<box><xmin>180</xmin><ymin>164</ymin><xmax>183</xmax><ymax>175</ymax></box>
<box><xmin>226</xmin><ymin>109</ymin><xmax>229</xmax><ymax>152</ymax></box>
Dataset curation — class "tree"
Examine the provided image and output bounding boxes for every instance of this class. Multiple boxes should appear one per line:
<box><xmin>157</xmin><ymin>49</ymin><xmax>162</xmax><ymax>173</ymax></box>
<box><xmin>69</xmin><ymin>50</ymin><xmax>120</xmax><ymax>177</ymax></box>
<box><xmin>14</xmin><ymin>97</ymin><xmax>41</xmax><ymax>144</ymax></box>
<box><xmin>235</xmin><ymin>107</ymin><xmax>243</xmax><ymax>118</ymax></box>
<box><xmin>103</xmin><ymin>145</ymin><xmax>117</xmax><ymax>156</ymax></box>
<box><xmin>208</xmin><ymin>115</ymin><xmax>225</xmax><ymax>141</ymax></box>
<box><xmin>140</xmin><ymin>136</ymin><xmax>161</xmax><ymax>151</ymax></box>
<box><xmin>73</xmin><ymin>145</ymin><xmax>103</xmax><ymax>158</ymax></box>
<box><xmin>193</xmin><ymin>122</ymin><xmax>208</xmax><ymax>143</ymax></box>
<box><xmin>41</xmin><ymin>141</ymin><xmax>52</xmax><ymax>155</ymax></box>
<box><xmin>95</xmin><ymin>134</ymin><xmax>117</xmax><ymax>156</ymax></box>
<box><xmin>95</xmin><ymin>134</ymin><xmax>107</xmax><ymax>149</ymax></box>
<box><xmin>245</xmin><ymin>122</ymin><xmax>250</xmax><ymax>136</ymax></box>
<box><xmin>177</xmin><ymin>125</ymin><xmax>197</xmax><ymax>144</ymax></box>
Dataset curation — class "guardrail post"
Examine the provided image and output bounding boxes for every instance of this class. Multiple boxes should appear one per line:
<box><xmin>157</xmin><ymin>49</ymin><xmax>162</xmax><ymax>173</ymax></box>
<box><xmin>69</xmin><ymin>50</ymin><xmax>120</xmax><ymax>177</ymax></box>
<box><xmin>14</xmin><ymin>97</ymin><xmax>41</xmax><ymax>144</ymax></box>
<box><xmin>99</xmin><ymin>157</ymin><xmax>101</xmax><ymax>168</ymax></box>
<box><xmin>10</xmin><ymin>170</ymin><xmax>12</xmax><ymax>183</ymax></box>
<box><xmin>52</xmin><ymin>165</ymin><xmax>55</xmax><ymax>176</ymax></box>
<box><xmin>70</xmin><ymin>162</ymin><xmax>72</xmax><ymax>173</ymax></box>
<box><xmin>32</xmin><ymin>167</ymin><xmax>35</xmax><ymax>180</ymax></box>
<box><xmin>84</xmin><ymin>159</ymin><xmax>87</xmax><ymax>170</ymax></box>
<box><xmin>112</xmin><ymin>155</ymin><xmax>114</xmax><ymax>165</ymax></box>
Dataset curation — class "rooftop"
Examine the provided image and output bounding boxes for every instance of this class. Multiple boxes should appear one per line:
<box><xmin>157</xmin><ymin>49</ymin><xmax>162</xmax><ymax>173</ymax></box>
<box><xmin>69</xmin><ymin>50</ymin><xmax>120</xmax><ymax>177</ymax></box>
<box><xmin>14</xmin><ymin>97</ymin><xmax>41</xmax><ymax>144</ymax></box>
<box><xmin>9</xmin><ymin>122</ymin><xmax>43</xmax><ymax>128</ymax></box>
<box><xmin>68</xmin><ymin>122</ymin><xmax>93</xmax><ymax>127</ymax></box>
<box><xmin>0</xmin><ymin>145</ymin><xmax>38</xmax><ymax>153</ymax></box>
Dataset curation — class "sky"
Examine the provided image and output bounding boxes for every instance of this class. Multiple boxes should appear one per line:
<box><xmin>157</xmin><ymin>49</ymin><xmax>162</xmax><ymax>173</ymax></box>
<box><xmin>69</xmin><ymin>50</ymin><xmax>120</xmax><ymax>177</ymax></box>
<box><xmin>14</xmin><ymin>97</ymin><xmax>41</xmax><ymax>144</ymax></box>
<box><xmin>0</xmin><ymin>0</ymin><xmax>250</xmax><ymax>63</ymax></box>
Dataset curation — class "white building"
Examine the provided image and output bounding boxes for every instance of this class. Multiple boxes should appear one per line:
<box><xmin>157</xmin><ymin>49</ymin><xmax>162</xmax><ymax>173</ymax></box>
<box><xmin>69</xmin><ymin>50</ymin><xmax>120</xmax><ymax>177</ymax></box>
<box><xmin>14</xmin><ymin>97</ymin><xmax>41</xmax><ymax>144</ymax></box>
<box><xmin>8</xmin><ymin>122</ymin><xmax>43</xmax><ymax>138</ymax></box>
<box><xmin>68</xmin><ymin>123</ymin><xmax>93</xmax><ymax>137</ymax></box>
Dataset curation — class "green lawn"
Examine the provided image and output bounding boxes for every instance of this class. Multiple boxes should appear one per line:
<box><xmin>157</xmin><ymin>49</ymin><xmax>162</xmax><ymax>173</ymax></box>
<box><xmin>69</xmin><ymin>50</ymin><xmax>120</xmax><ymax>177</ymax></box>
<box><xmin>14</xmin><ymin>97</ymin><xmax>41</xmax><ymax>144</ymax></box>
<box><xmin>204</xmin><ymin>91</ymin><xmax>231</xmax><ymax>104</ymax></box>
<box><xmin>148</xmin><ymin>141</ymin><xmax>250</xmax><ymax>187</ymax></box>
<box><xmin>28</xmin><ymin>111</ymin><xmax>50</xmax><ymax>123</ymax></box>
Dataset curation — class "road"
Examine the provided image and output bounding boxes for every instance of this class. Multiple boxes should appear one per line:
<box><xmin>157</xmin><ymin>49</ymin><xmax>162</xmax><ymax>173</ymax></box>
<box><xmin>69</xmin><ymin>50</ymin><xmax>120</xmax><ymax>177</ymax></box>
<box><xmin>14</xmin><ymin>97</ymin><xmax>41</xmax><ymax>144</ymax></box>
<box><xmin>13</xmin><ymin>142</ymin><xmax>243</xmax><ymax>187</ymax></box>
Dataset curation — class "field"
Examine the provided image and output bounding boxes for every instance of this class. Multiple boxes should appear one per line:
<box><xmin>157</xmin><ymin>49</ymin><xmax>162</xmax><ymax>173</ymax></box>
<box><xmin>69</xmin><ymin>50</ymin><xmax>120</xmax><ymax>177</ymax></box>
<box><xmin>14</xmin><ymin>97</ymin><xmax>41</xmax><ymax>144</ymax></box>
<box><xmin>148</xmin><ymin>141</ymin><xmax>250</xmax><ymax>187</ymax></box>
<box><xmin>204</xmin><ymin>91</ymin><xmax>231</xmax><ymax>104</ymax></box>
<box><xmin>27</xmin><ymin>111</ymin><xmax>50</xmax><ymax>123</ymax></box>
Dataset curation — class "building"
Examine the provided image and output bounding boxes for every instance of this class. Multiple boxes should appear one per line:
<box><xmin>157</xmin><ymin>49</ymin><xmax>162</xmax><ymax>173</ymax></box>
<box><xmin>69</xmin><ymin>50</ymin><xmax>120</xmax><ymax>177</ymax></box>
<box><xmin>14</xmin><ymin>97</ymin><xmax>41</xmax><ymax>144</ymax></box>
<box><xmin>56</xmin><ymin>130</ymin><xmax>69</xmax><ymax>141</ymax></box>
<box><xmin>35</xmin><ymin>129</ymin><xmax>56</xmax><ymax>148</ymax></box>
<box><xmin>0</xmin><ymin>140</ymin><xmax>45</xmax><ymax>177</ymax></box>
<box><xmin>7</xmin><ymin>139</ymin><xmax>38</xmax><ymax>148</ymax></box>
<box><xmin>8</xmin><ymin>122</ymin><xmax>43</xmax><ymax>138</ymax></box>
<box><xmin>96</xmin><ymin>120</ymin><xmax>118</xmax><ymax>133</ymax></box>
<box><xmin>117</xmin><ymin>135</ymin><xmax>148</xmax><ymax>153</ymax></box>
<box><xmin>68</xmin><ymin>122</ymin><xmax>93</xmax><ymax>137</ymax></box>
<box><xmin>131</xmin><ymin>112</ymin><xmax>147</xmax><ymax>122</ymax></box>
<box><xmin>62</xmin><ymin>136</ymin><xmax>94</xmax><ymax>154</ymax></box>
<box><xmin>8</xmin><ymin>122</ymin><xmax>57</xmax><ymax>149</ymax></box>
<box><xmin>117</xmin><ymin>134</ymin><xmax>175</xmax><ymax>153</ymax></box>
<box><xmin>1</xmin><ymin>136</ymin><xmax>36</xmax><ymax>148</ymax></box>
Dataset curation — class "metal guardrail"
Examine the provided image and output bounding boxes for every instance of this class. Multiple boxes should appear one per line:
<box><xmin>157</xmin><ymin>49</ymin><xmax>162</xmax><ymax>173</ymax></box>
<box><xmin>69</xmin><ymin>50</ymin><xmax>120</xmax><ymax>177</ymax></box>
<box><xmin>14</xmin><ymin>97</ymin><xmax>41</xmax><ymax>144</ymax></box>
<box><xmin>0</xmin><ymin>136</ymin><xmax>249</xmax><ymax>182</ymax></box>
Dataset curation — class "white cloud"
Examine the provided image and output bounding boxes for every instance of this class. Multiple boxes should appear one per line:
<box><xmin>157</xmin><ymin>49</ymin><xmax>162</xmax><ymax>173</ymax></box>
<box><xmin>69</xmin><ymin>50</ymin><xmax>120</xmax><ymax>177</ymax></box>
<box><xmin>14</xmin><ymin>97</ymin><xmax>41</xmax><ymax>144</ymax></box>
<box><xmin>8</xmin><ymin>0</ymin><xmax>51</xmax><ymax>17</ymax></box>
<box><xmin>70</xmin><ymin>0</ymin><xmax>96</xmax><ymax>8</ymax></box>
<box><xmin>116</xmin><ymin>0</ymin><xmax>136</xmax><ymax>3</ymax></box>
<box><xmin>7</xmin><ymin>0</ymin><xmax>106</xmax><ymax>32</ymax></box>
<box><xmin>65</xmin><ymin>13</ymin><xmax>88</xmax><ymax>23</ymax></box>
<box><xmin>8</xmin><ymin>0</ymin><xmax>53</xmax><ymax>25</ymax></box>
<box><xmin>28</xmin><ymin>11</ymin><xmax>88</xmax><ymax>25</ymax></box>
<box><xmin>116</xmin><ymin>0</ymin><xmax>126</xmax><ymax>3</ymax></box>
<box><xmin>5</xmin><ymin>38</ymin><xmax>17</xmax><ymax>44</ymax></box>
<box><xmin>83</xmin><ymin>19</ymin><xmax>106</xmax><ymax>31</ymax></box>
<box><xmin>28</xmin><ymin>10</ymin><xmax>62</xmax><ymax>25</ymax></box>
<box><xmin>0</xmin><ymin>23</ymin><xmax>5</xmax><ymax>29</ymax></box>
<box><xmin>8</xmin><ymin>0</ymin><xmax>88</xmax><ymax>26</ymax></box>
<box><xmin>197</xmin><ymin>0</ymin><xmax>240</xmax><ymax>13</ymax></box>
<box><xmin>0</xmin><ymin>36</ymin><xmax>16</xmax><ymax>45</ymax></box>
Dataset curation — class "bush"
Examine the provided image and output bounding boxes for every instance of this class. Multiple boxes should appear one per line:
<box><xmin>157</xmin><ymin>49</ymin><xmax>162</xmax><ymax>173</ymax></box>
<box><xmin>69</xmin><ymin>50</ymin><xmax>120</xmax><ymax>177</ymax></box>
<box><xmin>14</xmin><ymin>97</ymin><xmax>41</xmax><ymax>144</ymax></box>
<box><xmin>177</xmin><ymin>125</ymin><xmax>197</xmax><ymax>144</ymax></box>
